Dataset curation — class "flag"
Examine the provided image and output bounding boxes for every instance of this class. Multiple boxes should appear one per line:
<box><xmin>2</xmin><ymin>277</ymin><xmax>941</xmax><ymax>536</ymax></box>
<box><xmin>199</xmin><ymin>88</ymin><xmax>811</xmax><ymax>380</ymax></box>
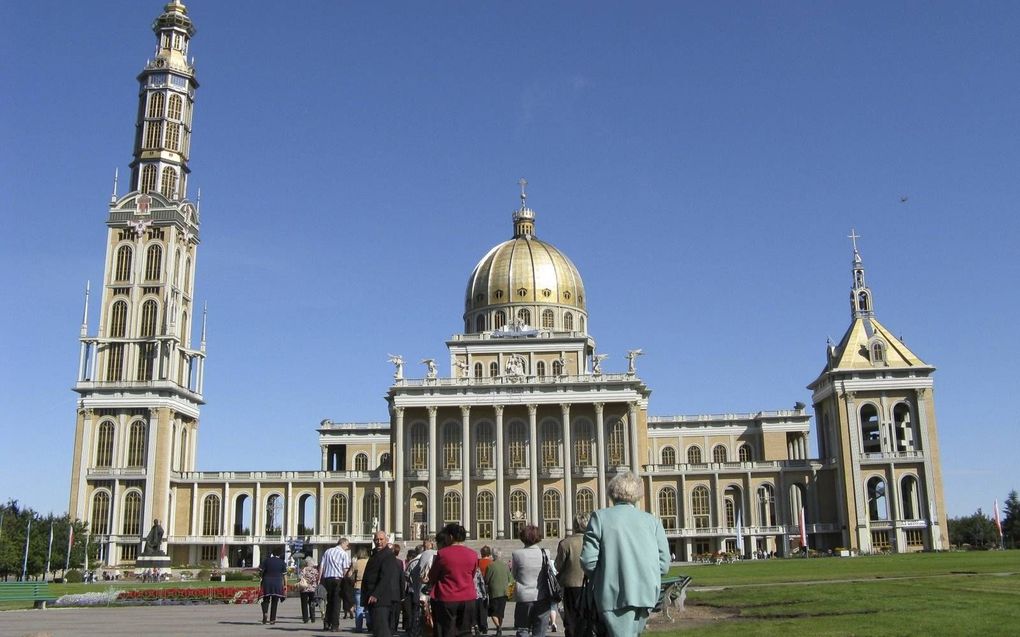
<box><xmin>993</xmin><ymin>500</ymin><xmax>1003</xmax><ymax>537</ymax></box>
<box><xmin>799</xmin><ymin>507</ymin><xmax>808</xmax><ymax>548</ymax></box>
<box><xmin>65</xmin><ymin>526</ymin><xmax>74</xmax><ymax>571</ymax></box>
<box><xmin>735</xmin><ymin>508</ymin><xmax>745</xmax><ymax>557</ymax></box>
<box><xmin>45</xmin><ymin>524</ymin><xmax>54</xmax><ymax>579</ymax></box>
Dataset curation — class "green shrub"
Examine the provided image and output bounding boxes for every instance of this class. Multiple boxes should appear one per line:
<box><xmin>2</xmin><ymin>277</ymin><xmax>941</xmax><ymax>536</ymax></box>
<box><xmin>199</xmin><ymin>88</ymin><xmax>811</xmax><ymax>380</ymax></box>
<box><xmin>224</xmin><ymin>570</ymin><xmax>255</xmax><ymax>581</ymax></box>
<box><xmin>65</xmin><ymin>569</ymin><xmax>84</xmax><ymax>583</ymax></box>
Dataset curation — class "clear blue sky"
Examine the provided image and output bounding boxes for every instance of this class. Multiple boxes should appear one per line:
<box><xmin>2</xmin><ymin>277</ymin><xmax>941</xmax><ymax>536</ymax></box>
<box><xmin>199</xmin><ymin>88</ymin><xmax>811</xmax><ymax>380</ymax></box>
<box><xmin>2</xmin><ymin>1</ymin><xmax>1017</xmax><ymax>520</ymax></box>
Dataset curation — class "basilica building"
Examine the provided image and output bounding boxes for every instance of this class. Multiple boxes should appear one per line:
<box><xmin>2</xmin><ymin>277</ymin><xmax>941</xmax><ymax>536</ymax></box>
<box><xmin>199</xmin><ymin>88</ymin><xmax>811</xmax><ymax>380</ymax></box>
<box><xmin>67</xmin><ymin>2</ymin><xmax>949</xmax><ymax>569</ymax></box>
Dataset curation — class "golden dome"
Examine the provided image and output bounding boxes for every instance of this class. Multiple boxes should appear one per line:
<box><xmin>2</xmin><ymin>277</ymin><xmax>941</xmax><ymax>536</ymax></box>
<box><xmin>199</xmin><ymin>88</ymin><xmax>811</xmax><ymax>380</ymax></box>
<box><xmin>463</xmin><ymin>194</ymin><xmax>587</xmax><ymax>335</ymax></box>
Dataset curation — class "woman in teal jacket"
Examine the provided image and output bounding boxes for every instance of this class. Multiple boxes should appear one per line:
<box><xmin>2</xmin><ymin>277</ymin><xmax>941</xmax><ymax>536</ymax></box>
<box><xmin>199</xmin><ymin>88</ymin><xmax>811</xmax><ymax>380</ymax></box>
<box><xmin>580</xmin><ymin>472</ymin><xmax>670</xmax><ymax>637</ymax></box>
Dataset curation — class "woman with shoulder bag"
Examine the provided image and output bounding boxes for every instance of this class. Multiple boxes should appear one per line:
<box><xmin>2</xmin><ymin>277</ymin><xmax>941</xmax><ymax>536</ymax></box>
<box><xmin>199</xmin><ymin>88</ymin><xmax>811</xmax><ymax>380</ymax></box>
<box><xmin>299</xmin><ymin>556</ymin><xmax>321</xmax><ymax>624</ymax></box>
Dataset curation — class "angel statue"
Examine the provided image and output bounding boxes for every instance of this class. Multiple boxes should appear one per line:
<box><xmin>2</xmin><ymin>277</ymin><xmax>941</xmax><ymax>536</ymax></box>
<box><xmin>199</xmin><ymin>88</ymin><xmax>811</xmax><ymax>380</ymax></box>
<box><xmin>421</xmin><ymin>358</ymin><xmax>437</xmax><ymax>379</ymax></box>
<box><xmin>387</xmin><ymin>354</ymin><xmax>405</xmax><ymax>380</ymax></box>
<box><xmin>626</xmin><ymin>349</ymin><xmax>644</xmax><ymax>374</ymax></box>
<box><xmin>592</xmin><ymin>353</ymin><xmax>608</xmax><ymax>376</ymax></box>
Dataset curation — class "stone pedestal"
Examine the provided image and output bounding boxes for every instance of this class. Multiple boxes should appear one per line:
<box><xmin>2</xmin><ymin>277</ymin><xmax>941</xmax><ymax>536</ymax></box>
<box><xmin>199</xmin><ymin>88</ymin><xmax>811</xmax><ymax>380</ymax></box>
<box><xmin>135</xmin><ymin>554</ymin><xmax>171</xmax><ymax>575</ymax></box>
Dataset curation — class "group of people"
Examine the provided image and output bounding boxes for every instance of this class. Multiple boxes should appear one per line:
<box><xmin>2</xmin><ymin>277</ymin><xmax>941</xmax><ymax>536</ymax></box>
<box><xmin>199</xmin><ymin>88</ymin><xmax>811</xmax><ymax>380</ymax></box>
<box><xmin>257</xmin><ymin>472</ymin><xmax>670</xmax><ymax>637</ymax></box>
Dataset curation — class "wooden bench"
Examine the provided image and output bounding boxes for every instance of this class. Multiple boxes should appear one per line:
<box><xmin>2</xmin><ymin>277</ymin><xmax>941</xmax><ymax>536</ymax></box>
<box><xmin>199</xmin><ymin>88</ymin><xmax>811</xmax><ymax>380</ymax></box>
<box><xmin>0</xmin><ymin>581</ymin><xmax>59</xmax><ymax>609</ymax></box>
<box><xmin>654</xmin><ymin>575</ymin><xmax>692</xmax><ymax>621</ymax></box>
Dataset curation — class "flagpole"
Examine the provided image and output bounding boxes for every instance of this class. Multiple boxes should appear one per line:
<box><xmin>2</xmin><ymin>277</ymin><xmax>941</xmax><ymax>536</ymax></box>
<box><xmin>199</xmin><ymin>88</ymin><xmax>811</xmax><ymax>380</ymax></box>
<box><xmin>21</xmin><ymin>518</ymin><xmax>32</xmax><ymax>581</ymax></box>
<box><xmin>85</xmin><ymin>531</ymin><xmax>90</xmax><ymax>575</ymax></box>
<box><xmin>65</xmin><ymin>525</ymin><xmax>74</xmax><ymax>573</ymax></box>
<box><xmin>45</xmin><ymin>523</ymin><xmax>54</xmax><ymax>582</ymax></box>
<box><xmin>994</xmin><ymin>499</ymin><xmax>1005</xmax><ymax>550</ymax></box>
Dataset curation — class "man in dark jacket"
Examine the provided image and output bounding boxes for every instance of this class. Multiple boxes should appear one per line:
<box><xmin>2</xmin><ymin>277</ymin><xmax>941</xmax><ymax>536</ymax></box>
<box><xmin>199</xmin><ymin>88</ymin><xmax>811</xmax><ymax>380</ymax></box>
<box><xmin>363</xmin><ymin>530</ymin><xmax>403</xmax><ymax>637</ymax></box>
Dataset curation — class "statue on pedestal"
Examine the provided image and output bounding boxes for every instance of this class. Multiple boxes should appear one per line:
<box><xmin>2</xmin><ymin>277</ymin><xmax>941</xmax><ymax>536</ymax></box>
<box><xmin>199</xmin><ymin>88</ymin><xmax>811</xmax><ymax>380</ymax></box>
<box><xmin>141</xmin><ymin>519</ymin><xmax>166</xmax><ymax>557</ymax></box>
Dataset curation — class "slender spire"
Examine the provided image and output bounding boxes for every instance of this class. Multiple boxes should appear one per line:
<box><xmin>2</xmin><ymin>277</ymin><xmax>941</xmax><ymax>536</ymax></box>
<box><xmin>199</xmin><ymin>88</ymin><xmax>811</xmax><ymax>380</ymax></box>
<box><xmin>111</xmin><ymin>168</ymin><xmax>119</xmax><ymax>203</ymax></box>
<box><xmin>200</xmin><ymin>301</ymin><xmax>208</xmax><ymax>351</ymax></box>
<box><xmin>849</xmin><ymin>228</ymin><xmax>874</xmax><ymax>318</ymax></box>
<box><xmin>512</xmin><ymin>177</ymin><xmax>536</xmax><ymax>238</ymax></box>
<box><xmin>80</xmin><ymin>281</ymin><xmax>91</xmax><ymax>337</ymax></box>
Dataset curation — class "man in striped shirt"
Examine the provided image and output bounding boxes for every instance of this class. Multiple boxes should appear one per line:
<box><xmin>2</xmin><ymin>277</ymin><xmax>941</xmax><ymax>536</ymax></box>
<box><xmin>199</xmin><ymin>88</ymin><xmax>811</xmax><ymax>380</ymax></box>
<box><xmin>320</xmin><ymin>537</ymin><xmax>352</xmax><ymax>631</ymax></box>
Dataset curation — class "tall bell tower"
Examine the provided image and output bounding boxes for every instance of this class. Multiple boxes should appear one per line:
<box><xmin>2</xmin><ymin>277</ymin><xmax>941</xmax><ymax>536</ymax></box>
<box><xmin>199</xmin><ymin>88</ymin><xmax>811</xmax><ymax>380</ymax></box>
<box><xmin>68</xmin><ymin>1</ymin><xmax>206</xmax><ymax>567</ymax></box>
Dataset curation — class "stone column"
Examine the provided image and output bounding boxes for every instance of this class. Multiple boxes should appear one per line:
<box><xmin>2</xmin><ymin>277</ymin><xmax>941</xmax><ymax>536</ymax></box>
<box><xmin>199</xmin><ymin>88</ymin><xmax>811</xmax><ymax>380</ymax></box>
<box><xmin>528</xmin><ymin>404</ymin><xmax>539</xmax><ymax>524</ymax></box>
<box><xmin>254</xmin><ymin>482</ymin><xmax>262</xmax><ymax>542</ymax></box>
<box><xmin>628</xmin><ymin>402</ymin><xmax>640</xmax><ymax>474</ymax></box>
<box><xmin>561</xmin><ymin>403</ymin><xmax>573</xmax><ymax>534</ymax></box>
<box><xmin>461</xmin><ymin>406</ymin><xmax>471</xmax><ymax>536</ymax></box>
<box><xmin>494</xmin><ymin>405</ymin><xmax>505</xmax><ymax>539</ymax></box>
<box><xmin>394</xmin><ymin>407</ymin><xmax>405</xmax><ymax>542</ymax></box>
<box><xmin>428</xmin><ymin>406</ymin><xmax>438</xmax><ymax>535</ymax></box>
<box><xmin>595</xmin><ymin>403</ymin><xmax>607</xmax><ymax>509</ymax></box>
<box><xmin>321</xmin><ymin>446</ymin><xmax>328</xmax><ymax>471</ymax></box>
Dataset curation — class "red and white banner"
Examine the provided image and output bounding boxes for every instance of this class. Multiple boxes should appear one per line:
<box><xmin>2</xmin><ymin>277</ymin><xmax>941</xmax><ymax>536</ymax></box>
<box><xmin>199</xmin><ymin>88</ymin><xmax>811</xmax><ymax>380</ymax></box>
<box><xmin>994</xmin><ymin>500</ymin><xmax>1003</xmax><ymax>537</ymax></box>
<box><xmin>799</xmin><ymin>507</ymin><xmax>808</xmax><ymax>548</ymax></box>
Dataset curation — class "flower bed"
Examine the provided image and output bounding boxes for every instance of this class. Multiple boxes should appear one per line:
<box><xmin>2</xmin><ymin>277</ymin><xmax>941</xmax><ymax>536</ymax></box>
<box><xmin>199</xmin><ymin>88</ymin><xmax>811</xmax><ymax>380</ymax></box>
<box><xmin>54</xmin><ymin>586</ymin><xmax>261</xmax><ymax>607</ymax></box>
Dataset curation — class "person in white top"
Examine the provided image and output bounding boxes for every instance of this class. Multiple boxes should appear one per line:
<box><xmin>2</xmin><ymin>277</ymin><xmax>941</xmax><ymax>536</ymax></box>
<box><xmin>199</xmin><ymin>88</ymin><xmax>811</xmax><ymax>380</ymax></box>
<box><xmin>320</xmin><ymin>537</ymin><xmax>352</xmax><ymax>631</ymax></box>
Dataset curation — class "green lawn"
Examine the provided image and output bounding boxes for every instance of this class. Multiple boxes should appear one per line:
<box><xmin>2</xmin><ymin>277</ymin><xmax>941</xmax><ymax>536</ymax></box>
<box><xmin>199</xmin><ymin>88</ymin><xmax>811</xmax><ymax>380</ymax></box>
<box><xmin>660</xmin><ymin>552</ymin><xmax>1020</xmax><ymax>636</ymax></box>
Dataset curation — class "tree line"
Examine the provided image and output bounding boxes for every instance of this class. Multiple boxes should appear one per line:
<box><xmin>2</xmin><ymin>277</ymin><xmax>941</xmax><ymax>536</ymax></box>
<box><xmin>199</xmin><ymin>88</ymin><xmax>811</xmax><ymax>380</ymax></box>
<box><xmin>948</xmin><ymin>490</ymin><xmax>1020</xmax><ymax>549</ymax></box>
<box><xmin>0</xmin><ymin>500</ymin><xmax>95</xmax><ymax>581</ymax></box>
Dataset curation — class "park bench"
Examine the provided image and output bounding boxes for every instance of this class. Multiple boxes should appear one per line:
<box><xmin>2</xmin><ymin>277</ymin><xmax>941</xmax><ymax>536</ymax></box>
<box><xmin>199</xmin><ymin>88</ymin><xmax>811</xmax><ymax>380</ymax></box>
<box><xmin>0</xmin><ymin>581</ymin><xmax>59</xmax><ymax>609</ymax></box>
<box><xmin>654</xmin><ymin>575</ymin><xmax>692</xmax><ymax>621</ymax></box>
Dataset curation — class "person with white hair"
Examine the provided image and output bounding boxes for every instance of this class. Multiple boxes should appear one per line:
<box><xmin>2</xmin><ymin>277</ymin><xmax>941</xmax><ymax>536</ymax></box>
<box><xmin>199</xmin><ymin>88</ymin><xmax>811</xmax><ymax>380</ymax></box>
<box><xmin>580</xmin><ymin>472</ymin><xmax>669</xmax><ymax>637</ymax></box>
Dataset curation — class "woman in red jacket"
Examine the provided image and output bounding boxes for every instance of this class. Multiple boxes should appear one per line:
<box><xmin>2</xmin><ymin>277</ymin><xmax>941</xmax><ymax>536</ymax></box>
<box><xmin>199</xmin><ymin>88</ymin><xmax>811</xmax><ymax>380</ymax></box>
<box><xmin>428</xmin><ymin>523</ymin><xmax>481</xmax><ymax>637</ymax></box>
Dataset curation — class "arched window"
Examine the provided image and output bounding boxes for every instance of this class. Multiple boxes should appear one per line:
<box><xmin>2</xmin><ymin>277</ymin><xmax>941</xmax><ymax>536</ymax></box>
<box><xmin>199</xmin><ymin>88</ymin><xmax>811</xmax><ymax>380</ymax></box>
<box><xmin>541</xmin><ymin>309</ymin><xmax>554</xmax><ymax>329</ymax></box>
<box><xmin>127</xmin><ymin>421</ymin><xmax>147</xmax><ymax>467</ymax></box>
<box><xmin>183</xmin><ymin>258</ymin><xmax>192</xmax><ymax>294</ymax></box>
<box><xmin>476</xmin><ymin>491</ymin><xmax>494</xmax><ymax>539</ymax></box>
<box><xmin>901</xmin><ymin>475</ymin><xmax>921</xmax><ymax>520</ymax></box>
<box><xmin>122</xmin><ymin>491</ymin><xmax>142</xmax><ymax>536</ymax></box>
<box><xmin>443</xmin><ymin>423</ymin><xmax>462</xmax><ymax>470</ymax></box>
<box><xmin>145</xmin><ymin>244</ymin><xmax>162</xmax><ymax>280</ymax></box>
<box><xmin>144</xmin><ymin>121</ymin><xmax>162</xmax><ymax>148</ymax></box>
<box><xmin>606</xmin><ymin>419</ymin><xmax>625</xmax><ymax>466</ymax></box>
<box><xmin>379</xmin><ymin>453</ymin><xmax>391</xmax><ymax>471</ymax></box>
<box><xmin>738</xmin><ymin>444</ymin><xmax>753</xmax><ymax>462</ymax></box>
<box><xmin>95</xmin><ymin>421</ymin><xmax>114</xmax><ymax>467</ymax></box>
<box><xmin>363</xmin><ymin>492</ymin><xmax>380</xmax><ymax>533</ymax></box>
<box><xmin>475</xmin><ymin>422</ymin><xmax>494</xmax><ymax>469</ymax></box>
<box><xmin>894</xmin><ymin>403</ymin><xmax>915</xmax><ymax>452</ymax></box>
<box><xmin>517</xmin><ymin>308</ymin><xmax>531</xmax><ymax>325</ymax></box>
<box><xmin>474</xmin><ymin>362</ymin><xmax>483</xmax><ymax>379</ymax></box>
<box><xmin>354</xmin><ymin>453</ymin><xmax>369</xmax><ymax>472</ymax></box>
<box><xmin>691</xmin><ymin>486</ymin><xmax>710</xmax><ymax>529</ymax></box>
<box><xmin>536</xmin><ymin>361</ymin><xmax>546</xmax><ymax>377</ymax></box>
<box><xmin>180</xmin><ymin>312</ymin><xmax>189</xmax><ymax>348</ymax></box>
<box><xmin>147</xmin><ymin>92</ymin><xmax>165</xmax><ymax>118</ymax></box>
<box><xmin>202</xmin><ymin>495</ymin><xmax>221</xmax><ymax>536</ymax></box>
<box><xmin>160</xmin><ymin>166</ymin><xmax>177</xmax><ymax>199</ymax></box>
<box><xmin>168</xmin><ymin>94</ymin><xmax>183</xmax><ymax>120</ymax></box>
<box><xmin>564</xmin><ymin>312</ymin><xmax>573</xmax><ymax>331</ymax></box>
<box><xmin>867</xmin><ymin>477</ymin><xmax>887</xmax><ymax>521</ymax></box>
<box><xmin>757</xmin><ymin>484</ymin><xmax>776</xmax><ymax>526</ymax></box>
<box><xmin>409</xmin><ymin>423</ymin><xmax>428</xmax><ymax>470</ymax></box>
<box><xmin>552</xmin><ymin>360</ymin><xmax>563</xmax><ymax>376</ymax></box>
<box><xmin>166</xmin><ymin>123</ymin><xmax>180</xmax><ymax>151</ymax></box>
<box><xmin>91</xmin><ymin>491</ymin><xmax>111</xmax><ymax>535</ymax></box>
<box><xmin>443</xmin><ymin>492</ymin><xmax>462</xmax><ymax>525</ymax></box>
<box><xmin>541</xmin><ymin>421</ymin><xmax>559</xmax><ymax>468</ymax></box>
<box><xmin>494</xmin><ymin>311</ymin><xmax>506</xmax><ymax>330</ymax></box>
<box><xmin>330</xmin><ymin>493</ymin><xmax>348</xmax><ymax>535</ymax></box>
<box><xmin>141</xmin><ymin>165</ymin><xmax>157</xmax><ymax>193</ymax></box>
<box><xmin>575</xmin><ymin>488</ymin><xmax>595</xmax><ymax>516</ymax></box>
<box><xmin>858</xmin><ymin>291</ymin><xmax>870</xmax><ymax>312</ymax></box>
<box><xmin>860</xmin><ymin>404</ymin><xmax>881</xmax><ymax>453</ymax></box>
<box><xmin>179</xmin><ymin>427</ymin><xmax>189</xmax><ymax>470</ymax></box>
<box><xmin>115</xmin><ymin>245</ymin><xmax>133</xmax><ymax>282</ymax></box>
<box><xmin>661</xmin><ymin>446</ymin><xmax>676</xmax><ymax>465</ymax></box>
<box><xmin>542</xmin><ymin>490</ymin><xmax>561</xmax><ymax>538</ymax></box>
<box><xmin>725</xmin><ymin>498</ymin><xmax>735</xmax><ymax>527</ymax></box>
<box><xmin>579</xmin><ymin>316</ymin><xmax>585</xmax><ymax>333</ymax></box>
<box><xmin>713</xmin><ymin>445</ymin><xmax>728</xmax><ymax>463</ymax></box>
<box><xmin>658</xmin><ymin>487</ymin><xmax>678</xmax><ymax>531</ymax></box>
<box><xmin>110</xmin><ymin>301</ymin><xmax>128</xmax><ymax>337</ymax></box>
<box><xmin>140</xmin><ymin>300</ymin><xmax>159</xmax><ymax>337</ymax></box>
<box><xmin>489</xmin><ymin>362</ymin><xmax>499</xmax><ymax>377</ymax></box>
<box><xmin>871</xmin><ymin>341</ymin><xmax>885</xmax><ymax>364</ymax></box>
<box><xmin>475</xmin><ymin>315</ymin><xmax>486</xmax><ymax>332</ymax></box>
<box><xmin>573</xmin><ymin>421</ymin><xmax>594</xmax><ymax>467</ymax></box>
<box><xmin>509</xmin><ymin>490</ymin><xmax>528</xmax><ymax>537</ymax></box>
<box><xmin>687</xmin><ymin>446</ymin><xmax>703</xmax><ymax>464</ymax></box>
<box><xmin>106</xmin><ymin>343</ymin><xmax>125</xmax><ymax>381</ymax></box>
<box><xmin>298</xmin><ymin>494</ymin><xmax>317</xmax><ymax>535</ymax></box>
<box><xmin>507</xmin><ymin>421</ymin><xmax>527</xmax><ymax>469</ymax></box>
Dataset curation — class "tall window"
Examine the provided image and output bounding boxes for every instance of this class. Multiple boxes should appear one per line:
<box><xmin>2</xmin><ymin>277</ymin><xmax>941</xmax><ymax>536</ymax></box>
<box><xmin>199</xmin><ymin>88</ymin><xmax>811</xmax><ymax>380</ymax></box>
<box><xmin>494</xmin><ymin>311</ymin><xmax>506</xmax><ymax>330</ymax></box>
<box><xmin>658</xmin><ymin>487</ymin><xmax>678</xmax><ymax>531</ymax></box>
<box><xmin>141</xmin><ymin>165</ymin><xmax>157</xmax><ymax>192</ymax></box>
<box><xmin>443</xmin><ymin>492</ymin><xmax>462</xmax><ymax>526</ymax></box>
<box><xmin>110</xmin><ymin>301</ymin><xmax>128</xmax><ymax>337</ymax></box>
<box><xmin>140</xmin><ymin>300</ymin><xmax>159</xmax><ymax>336</ymax></box>
<box><xmin>564</xmin><ymin>312</ymin><xmax>573</xmax><ymax>331</ymax></box>
<box><xmin>489</xmin><ymin>362</ymin><xmax>499</xmax><ymax>377</ymax></box>
<box><xmin>579</xmin><ymin>316</ymin><xmax>585</xmax><ymax>333</ymax></box>
<box><xmin>160</xmin><ymin>166</ymin><xmax>178</xmax><ymax>199</ymax></box>
<box><xmin>475</xmin><ymin>422</ymin><xmax>494</xmax><ymax>469</ymax></box>
<box><xmin>409</xmin><ymin>423</ymin><xmax>427</xmax><ymax>470</ymax></box>
<box><xmin>137</xmin><ymin>342</ymin><xmax>155</xmax><ymax>380</ymax></box>
<box><xmin>713</xmin><ymin>445</ymin><xmax>728</xmax><ymax>463</ymax></box>
<box><xmin>738</xmin><ymin>444</ymin><xmax>753</xmax><ymax>462</ymax></box>
<box><xmin>476</xmin><ymin>491</ymin><xmax>494</xmax><ymax>539</ymax></box>
<box><xmin>542</xmin><ymin>490</ymin><xmax>561</xmax><ymax>538</ymax></box>
<box><xmin>203</xmin><ymin>495</ymin><xmax>221</xmax><ymax>535</ymax></box>
<box><xmin>166</xmin><ymin>124</ymin><xmax>180</xmax><ymax>151</ymax></box>
<box><xmin>860</xmin><ymin>404</ymin><xmax>881</xmax><ymax>453</ymax></box>
<box><xmin>867</xmin><ymin>477</ymin><xmax>887</xmax><ymax>520</ymax></box>
<box><xmin>507</xmin><ymin>421</ymin><xmax>527</xmax><ymax>468</ymax></box>
<box><xmin>661</xmin><ymin>446</ymin><xmax>676</xmax><ymax>465</ymax></box>
<box><xmin>573</xmin><ymin>421</ymin><xmax>593</xmax><ymax>467</ymax></box>
<box><xmin>168</xmin><ymin>94</ymin><xmax>183</xmax><ymax>120</ymax></box>
<box><xmin>106</xmin><ymin>343</ymin><xmax>124</xmax><ymax>381</ymax></box>
<box><xmin>474</xmin><ymin>362</ymin><xmax>483</xmax><ymax>378</ymax></box>
<box><xmin>115</xmin><ymin>245</ymin><xmax>133</xmax><ymax>281</ymax></box>
<box><xmin>901</xmin><ymin>475</ymin><xmax>920</xmax><ymax>520</ymax></box>
<box><xmin>542</xmin><ymin>309</ymin><xmax>554</xmax><ymax>329</ymax></box>
<box><xmin>144</xmin><ymin>121</ymin><xmax>162</xmax><ymax>148</ymax></box>
<box><xmin>552</xmin><ymin>360</ymin><xmax>563</xmax><ymax>376</ymax></box>
<box><xmin>757</xmin><ymin>484</ymin><xmax>776</xmax><ymax>526</ymax></box>
<box><xmin>179</xmin><ymin>428</ymin><xmax>189</xmax><ymax>470</ymax></box>
<box><xmin>575</xmin><ymin>488</ymin><xmax>595</xmax><ymax>516</ymax></box>
<box><xmin>687</xmin><ymin>446</ymin><xmax>703</xmax><ymax>464</ymax></box>
<box><xmin>541</xmin><ymin>421</ymin><xmax>559</xmax><ymax>468</ymax></box>
<box><xmin>362</xmin><ymin>492</ymin><xmax>380</xmax><ymax>533</ymax></box>
<box><xmin>122</xmin><ymin>491</ymin><xmax>142</xmax><ymax>536</ymax></box>
<box><xmin>509</xmin><ymin>490</ymin><xmax>528</xmax><ymax>538</ymax></box>
<box><xmin>184</xmin><ymin>258</ymin><xmax>192</xmax><ymax>294</ymax></box>
<box><xmin>95</xmin><ymin>422</ymin><xmax>114</xmax><ymax>467</ymax></box>
<box><xmin>443</xmin><ymin>423</ymin><xmax>462</xmax><ymax>470</ymax></box>
<box><xmin>536</xmin><ymin>361</ymin><xmax>546</xmax><ymax>377</ymax></box>
<box><xmin>354</xmin><ymin>453</ymin><xmax>369</xmax><ymax>471</ymax></box>
<box><xmin>147</xmin><ymin>92</ymin><xmax>165</xmax><ymax>118</ymax></box>
<box><xmin>330</xmin><ymin>493</ymin><xmax>348</xmax><ymax>535</ymax></box>
<box><xmin>145</xmin><ymin>244</ymin><xmax>163</xmax><ymax>280</ymax></box>
<box><xmin>127</xmin><ymin>421</ymin><xmax>147</xmax><ymax>466</ymax></box>
<box><xmin>91</xmin><ymin>491</ymin><xmax>111</xmax><ymax>535</ymax></box>
<box><xmin>606</xmin><ymin>419</ymin><xmax>625</xmax><ymax>466</ymax></box>
<box><xmin>691</xmin><ymin>486</ymin><xmax>710</xmax><ymax>529</ymax></box>
<box><xmin>475</xmin><ymin>315</ymin><xmax>485</xmax><ymax>332</ymax></box>
<box><xmin>517</xmin><ymin>308</ymin><xmax>531</xmax><ymax>325</ymax></box>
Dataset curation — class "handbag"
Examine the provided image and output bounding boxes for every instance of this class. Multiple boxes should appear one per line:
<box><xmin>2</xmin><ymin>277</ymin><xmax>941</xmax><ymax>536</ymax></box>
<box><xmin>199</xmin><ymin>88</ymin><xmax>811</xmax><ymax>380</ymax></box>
<box><xmin>576</xmin><ymin>575</ymin><xmax>604</xmax><ymax>637</ymax></box>
<box><xmin>540</xmin><ymin>549</ymin><xmax>563</xmax><ymax>603</ymax></box>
